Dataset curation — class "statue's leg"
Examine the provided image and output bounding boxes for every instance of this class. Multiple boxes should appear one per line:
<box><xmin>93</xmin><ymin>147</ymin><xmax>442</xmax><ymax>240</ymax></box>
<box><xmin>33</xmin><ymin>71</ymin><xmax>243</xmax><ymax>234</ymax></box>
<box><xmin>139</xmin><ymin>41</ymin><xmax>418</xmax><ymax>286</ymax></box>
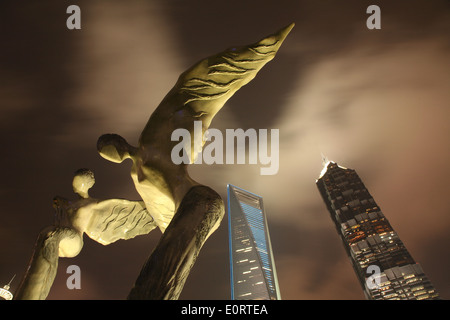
<box><xmin>127</xmin><ymin>185</ymin><xmax>225</xmax><ymax>300</ymax></box>
<box><xmin>14</xmin><ymin>227</ymin><xmax>82</xmax><ymax>300</ymax></box>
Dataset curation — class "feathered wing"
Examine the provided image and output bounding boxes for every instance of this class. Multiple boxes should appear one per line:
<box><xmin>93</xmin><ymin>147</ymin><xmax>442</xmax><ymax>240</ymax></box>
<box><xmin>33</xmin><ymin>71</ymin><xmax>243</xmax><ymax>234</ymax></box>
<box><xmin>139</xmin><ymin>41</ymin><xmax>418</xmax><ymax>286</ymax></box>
<box><xmin>139</xmin><ymin>23</ymin><xmax>294</xmax><ymax>155</ymax></box>
<box><xmin>176</xmin><ymin>23</ymin><xmax>294</xmax><ymax>123</ymax></box>
<box><xmin>84</xmin><ymin>199</ymin><xmax>157</xmax><ymax>245</ymax></box>
<box><xmin>180</xmin><ymin>24</ymin><xmax>294</xmax><ymax>162</ymax></box>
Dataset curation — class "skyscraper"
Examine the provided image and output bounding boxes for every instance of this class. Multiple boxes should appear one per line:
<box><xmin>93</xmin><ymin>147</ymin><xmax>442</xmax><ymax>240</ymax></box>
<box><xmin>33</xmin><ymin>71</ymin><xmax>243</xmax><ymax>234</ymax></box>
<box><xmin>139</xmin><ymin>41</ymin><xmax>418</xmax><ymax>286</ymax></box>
<box><xmin>227</xmin><ymin>184</ymin><xmax>281</xmax><ymax>300</ymax></box>
<box><xmin>316</xmin><ymin>159</ymin><xmax>440</xmax><ymax>300</ymax></box>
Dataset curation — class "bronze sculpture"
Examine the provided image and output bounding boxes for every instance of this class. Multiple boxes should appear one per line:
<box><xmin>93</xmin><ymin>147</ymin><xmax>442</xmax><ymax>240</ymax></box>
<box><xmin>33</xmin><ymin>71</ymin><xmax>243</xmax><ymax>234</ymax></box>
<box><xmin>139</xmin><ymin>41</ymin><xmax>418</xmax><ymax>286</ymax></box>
<box><xmin>15</xmin><ymin>23</ymin><xmax>294</xmax><ymax>300</ymax></box>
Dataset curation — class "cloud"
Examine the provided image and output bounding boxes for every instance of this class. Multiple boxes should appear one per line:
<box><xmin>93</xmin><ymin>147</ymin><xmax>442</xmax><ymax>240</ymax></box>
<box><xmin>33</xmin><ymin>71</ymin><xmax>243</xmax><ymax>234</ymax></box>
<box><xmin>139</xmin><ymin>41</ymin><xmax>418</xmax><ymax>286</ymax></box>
<box><xmin>63</xmin><ymin>1</ymin><xmax>184</xmax><ymax>144</ymax></box>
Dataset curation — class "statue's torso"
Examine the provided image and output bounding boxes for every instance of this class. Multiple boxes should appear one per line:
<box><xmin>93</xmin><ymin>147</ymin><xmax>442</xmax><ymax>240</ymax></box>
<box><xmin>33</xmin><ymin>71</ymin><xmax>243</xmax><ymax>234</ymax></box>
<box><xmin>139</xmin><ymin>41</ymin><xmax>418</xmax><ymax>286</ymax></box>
<box><xmin>130</xmin><ymin>158</ymin><xmax>177</xmax><ymax>233</ymax></box>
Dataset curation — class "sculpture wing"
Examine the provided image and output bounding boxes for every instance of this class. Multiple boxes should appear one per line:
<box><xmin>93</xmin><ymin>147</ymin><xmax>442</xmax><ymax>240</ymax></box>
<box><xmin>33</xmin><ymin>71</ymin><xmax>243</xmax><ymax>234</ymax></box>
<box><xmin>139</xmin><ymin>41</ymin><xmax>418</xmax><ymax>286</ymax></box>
<box><xmin>139</xmin><ymin>23</ymin><xmax>294</xmax><ymax>154</ymax></box>
<box><xmin>84</xmin><ymin>199</ymin><xmax>157</xmax><ymax>245</ymax></box>
<box><xmin>177</xmin><ymin>23</ymin><xmax>294</xmax><ymax>119</ymax></box>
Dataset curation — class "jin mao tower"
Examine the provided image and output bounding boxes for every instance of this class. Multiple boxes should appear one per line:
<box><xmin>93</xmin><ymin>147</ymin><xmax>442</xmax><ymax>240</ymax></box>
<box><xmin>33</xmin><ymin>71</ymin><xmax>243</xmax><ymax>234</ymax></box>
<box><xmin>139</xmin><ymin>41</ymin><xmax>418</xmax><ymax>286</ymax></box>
<box><xmin>316</xmin><ymin>159</ymin><xmax>440</xmax><ymax>300</ymax></box>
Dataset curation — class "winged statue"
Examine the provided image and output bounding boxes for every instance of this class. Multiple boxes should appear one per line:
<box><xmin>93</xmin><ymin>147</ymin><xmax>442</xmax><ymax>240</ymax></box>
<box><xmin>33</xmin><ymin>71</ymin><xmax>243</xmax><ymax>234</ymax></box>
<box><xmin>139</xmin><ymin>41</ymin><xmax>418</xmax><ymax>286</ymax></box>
<box><xmin>15</xmin><ymin>23</ymin><xmax>294</xmax><ymax>300</ymax></box>
<box><xmin>14</xmin><ymin>168</ymin><xmax>157</xmax><ymax>299</ymax></box>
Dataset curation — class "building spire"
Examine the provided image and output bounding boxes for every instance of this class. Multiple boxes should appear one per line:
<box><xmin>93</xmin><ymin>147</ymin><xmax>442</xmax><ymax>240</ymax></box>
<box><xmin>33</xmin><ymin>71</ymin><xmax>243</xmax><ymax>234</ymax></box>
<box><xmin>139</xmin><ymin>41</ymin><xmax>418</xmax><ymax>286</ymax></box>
<box><xmin>0</xmin><ymin>275</ymin><xmax>15</xmax><ymax>300</ymax></box>
<box><xmin>321</xmin><ymin>152</ymin><xmax>329</xmax><ymax>167</ymax></box>
<box><xmin>317</xmin><ymin>153</ymin><xmax>331</xmax><ymax>180</ymax></box>
<box><xmin>5</xmin><ymin>274</ymin><xmax>16</xmax><ymax>289</ymax></box>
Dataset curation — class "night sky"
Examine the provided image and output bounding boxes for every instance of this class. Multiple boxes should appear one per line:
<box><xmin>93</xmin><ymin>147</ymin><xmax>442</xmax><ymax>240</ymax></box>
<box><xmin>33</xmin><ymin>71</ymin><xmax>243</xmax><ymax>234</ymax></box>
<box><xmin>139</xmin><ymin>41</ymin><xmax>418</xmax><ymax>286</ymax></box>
<box><xmin>0</xmin><ymin>0</ymin><xmax>449</xmax><ymax>300</ymax></box>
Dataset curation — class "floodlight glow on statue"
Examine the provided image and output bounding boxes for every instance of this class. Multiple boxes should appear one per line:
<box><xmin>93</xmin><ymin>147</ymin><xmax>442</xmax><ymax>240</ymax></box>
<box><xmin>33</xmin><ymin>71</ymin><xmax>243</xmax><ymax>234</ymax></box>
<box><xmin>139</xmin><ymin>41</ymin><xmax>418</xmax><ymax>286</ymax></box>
<box><xmin>15</xmin><ymin>23</ymin><xmax>294</xmax><ymax>300</ymax></box>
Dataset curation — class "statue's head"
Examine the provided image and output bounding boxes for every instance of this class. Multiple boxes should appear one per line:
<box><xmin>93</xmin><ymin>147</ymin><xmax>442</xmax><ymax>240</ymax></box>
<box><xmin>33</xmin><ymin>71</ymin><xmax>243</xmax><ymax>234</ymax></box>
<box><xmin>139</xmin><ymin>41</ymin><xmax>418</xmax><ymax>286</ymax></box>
<box><xmin>97</xmin><ymin>134</ymin><xmax>135</xmax><ymax>163</ymax></box>
<box><xmin>72</xmin><ymin>168</ymin><xmax>95</xmax><ymax>198</ymax></box>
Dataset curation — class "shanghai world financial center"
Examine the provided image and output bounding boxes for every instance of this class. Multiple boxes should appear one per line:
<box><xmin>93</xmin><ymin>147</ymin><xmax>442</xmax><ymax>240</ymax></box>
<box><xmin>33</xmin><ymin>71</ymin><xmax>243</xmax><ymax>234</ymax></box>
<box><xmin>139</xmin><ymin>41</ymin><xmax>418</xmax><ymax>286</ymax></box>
<box><xmin>227</xmin><ymin>184</ymin><xmax>281</xmax><ymax>300</ymax></box>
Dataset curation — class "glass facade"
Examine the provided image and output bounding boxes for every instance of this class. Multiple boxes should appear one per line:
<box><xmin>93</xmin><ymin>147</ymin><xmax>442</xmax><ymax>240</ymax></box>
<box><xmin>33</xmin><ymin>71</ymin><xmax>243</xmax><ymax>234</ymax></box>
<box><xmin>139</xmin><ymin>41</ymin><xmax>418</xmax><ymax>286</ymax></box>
<box><xmin>316</xmin><ymin>161</ymin><xmax>440</xmax><ymax>300</ymax></box>
<box><xmin>227</xmin><ymin>184</ymin><xmax>281</xmax><ymax>300</ymax></box>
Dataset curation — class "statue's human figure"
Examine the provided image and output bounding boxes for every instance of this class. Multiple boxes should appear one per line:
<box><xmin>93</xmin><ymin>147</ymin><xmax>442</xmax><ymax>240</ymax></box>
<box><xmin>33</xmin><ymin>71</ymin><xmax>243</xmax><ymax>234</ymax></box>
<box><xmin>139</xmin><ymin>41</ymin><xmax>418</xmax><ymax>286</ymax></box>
<box><xmin>97</xmin><ymin>24</ymin><xmax>294</xmax><ymax>299</ymax></box>
<box><xmin>14</xmin><ymin>169</ymin><xmax>156</xmax><ymax>300</ymax></box>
